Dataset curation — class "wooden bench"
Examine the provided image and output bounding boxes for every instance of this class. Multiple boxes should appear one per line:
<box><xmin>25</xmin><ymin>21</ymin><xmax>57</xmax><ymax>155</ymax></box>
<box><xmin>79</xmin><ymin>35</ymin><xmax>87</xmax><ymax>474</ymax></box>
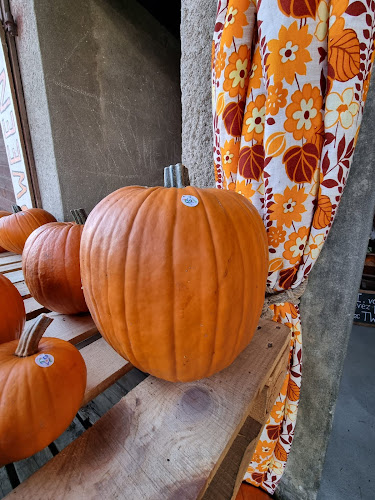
<box><xmin>0</xmin><ymin>251</ymin><xmax>290</xmax><ymax>499</ymax></box>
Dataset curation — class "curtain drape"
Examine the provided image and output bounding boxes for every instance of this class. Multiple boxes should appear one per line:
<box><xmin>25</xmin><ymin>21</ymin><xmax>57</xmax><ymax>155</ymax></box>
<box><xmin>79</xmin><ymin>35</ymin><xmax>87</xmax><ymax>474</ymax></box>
<box><xmin>212</xmin><ymin>0</ymin><xmax>374</xmax><ymax>494</ymax></box>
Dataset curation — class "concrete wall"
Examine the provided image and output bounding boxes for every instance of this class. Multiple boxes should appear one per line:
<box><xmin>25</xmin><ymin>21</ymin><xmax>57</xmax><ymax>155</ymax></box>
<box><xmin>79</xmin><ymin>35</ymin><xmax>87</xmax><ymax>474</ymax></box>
<box><xmin>11</xmin><ymin>0</ymin><xmax>181</xmax><ymax>220</ymax></box>
<box><xmin>181</xmin><ymin>1</ymin><xmax>375</xmax><ymax>499</ymax></box>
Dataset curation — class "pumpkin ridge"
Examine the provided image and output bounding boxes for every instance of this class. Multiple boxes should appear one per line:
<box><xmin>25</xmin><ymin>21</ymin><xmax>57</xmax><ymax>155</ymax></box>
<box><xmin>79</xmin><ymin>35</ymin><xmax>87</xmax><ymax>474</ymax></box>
<box><xmin>192</xmin><ymin>188</ymin><xmax>220</xmax><ymax>377</ymax></box>
<box><xmin>125</xmin><ymin>187</ymin><xmax>165</xmax><ymax>372</ymax></box>
<box><xmin>214</xmin><ymin>191</ymin><xmax>247</xmax><ymax>367</ymax></box>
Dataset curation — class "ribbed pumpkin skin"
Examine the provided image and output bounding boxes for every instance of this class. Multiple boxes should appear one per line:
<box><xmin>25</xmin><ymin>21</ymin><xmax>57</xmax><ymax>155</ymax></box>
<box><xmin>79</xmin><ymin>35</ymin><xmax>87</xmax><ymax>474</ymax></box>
<box><xmin>23</xmin><ymin>222</ymin><xmax>88</xmax><ymax>314</ymax></box>
<box><xmin>0</xmin><ymin>337</ymin><xmax>86</xmax><ymax>465</ymax></box>
<box><xmin>0</xmin><ymin>274</ymin><xmax>25</xmax><ymax>343</ymax></box>
<box><xmin>0</xmin><ymin>208</ymin><xmax>56</xmax><ymax>254</ymax></box>
<box><xmin>80</xmin><ymin>186</ymin><xmax>268</xmax><ymax>382</ymax></box>
<box><xmin>0</xmin><ymin>211</ymin><xmax>11</xmax><ymax>252</ymax></box>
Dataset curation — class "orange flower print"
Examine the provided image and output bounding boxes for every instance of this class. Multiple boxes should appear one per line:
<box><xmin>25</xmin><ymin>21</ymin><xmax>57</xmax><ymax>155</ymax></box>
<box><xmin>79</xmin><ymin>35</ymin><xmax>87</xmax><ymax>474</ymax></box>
<box><xmin>236</xmin><ymin>180</ymin><xmax>255</xmax><ymax>200</ymax></box>
<box><xmin>259</xmin><ymin>459</ymin><xmax>272</xmax><ymax>472</ymax></box>
<box><xmin>329</xmin><ymin>0</ymin><xmax>348</xmax><ymax>37</ymax></box>
<box><xmin>283</xmin><ymin>226</ymin><xmax>309</xmax><ymax>265</ymax></box>
<box><xmin>305</xmin><ymin>233</ymin><xmax>324</xmax><ymax>259</ymax></box>
<box><xmin>221</xmin><ymin>139</ymin><xmax>239</xmax><ymax>179</ymax></box>
<box><xmin>267</xmin><ymin>22</ymin><xmax>312</xmax><ymax>85</ymax></box>
<box><xmin>257</xmin><ymin>440</ymin><xmax>274</xmax><ymax>460</ymax></box>
<box><xmin>224</xmin><ymin>45</ymin><xmax>250</xmax><ymax>98</ymax></box>
<box><xmin>243</xmin><ymin>94</ymin><xmax>266</xmax><ymax>142</ymax></box>
<box><xmin>221</xmin><ymin>0</ymin><xmax>250</xmax><ymax>48</ymax></box>
<box><xmin>248</xmin><ymin>46</ymin><xmax>262</xmax><ymax>90</ymax></box>
<box><xmin>315</xmin><ymin>1</ymin><xmax>329</xmax><ymax>41</ymax></box>
<box><xmin>285</xmin><ymin>84</ymin><xmax>322</xmax><ymax>141</ymax></box>
<box><xmin>215</xmin><ymin>47</ymin><xmax>227</xmax><ymax>79</ymax></box>
<box><xmin>269</xmin><ymin>185</ymin><xmax>308</xmax><ymax>228</ymax></box>
<box><xmin>266</xmin><ymin>82</ymin><xmax>288</xmax><ymax>116</ymax></box>
<box><xmin>285</xmin><ymin>401</ymin><xmax>298</xmax><ymax>422</ymax></box>
<box><xmin>268</xmin><ymin>226</ymin><xmax>286</xmax><ymax>248</ymax></box>
<box><xmin>268</xmin><ymin>457</ymin><xmax>284</xmax><ymax>476</ymax></box>
<box><xmin>270</xmin><ymin>401</ymin><xmax>285</xmax><ymax>424</ymax></box>
<box><xmin>325</xmin><ymin>88</ymin><xmax>359</xmax><ymax>129</ymax></box>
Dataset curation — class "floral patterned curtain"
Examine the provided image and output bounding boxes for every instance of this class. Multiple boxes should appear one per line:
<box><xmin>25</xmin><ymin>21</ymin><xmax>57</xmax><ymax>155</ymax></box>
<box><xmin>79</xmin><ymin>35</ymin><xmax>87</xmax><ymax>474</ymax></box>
<box><xmin>212</xmin><ymin>0</ymin><xmax>374</xmax><ymax>494</ymax></box>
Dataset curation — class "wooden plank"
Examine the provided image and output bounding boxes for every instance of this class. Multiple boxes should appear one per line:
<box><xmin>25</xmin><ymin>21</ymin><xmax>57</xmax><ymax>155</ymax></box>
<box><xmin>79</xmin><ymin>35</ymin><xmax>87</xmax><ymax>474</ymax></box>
<box><xmin>2</xmin><ymin>269</ymin><xmax>23</xmax><ymax>284</ymax></box>
<box><xmin>0</xmin><ymin>254</ymin><xmax>22</xmax><ymax>267</ymax></box>
<box><xmin>80</xmin><ymin>337</ymin><xmax>132</xmax><ymax>406</ymax></box>
<box><xmin>7</xmin><ymin>320</ymin><xmax>290</xmax><ymax>500</ymax></box>
<box><xmin>13</xmin><ymin>282</ymin><xmax>30</xmax><ymax>299</ymax></box>
<box><xmin>24</xmin><ymin>297</ymin><xmax>48</xmax><ymax>320</ymax></box>
<box><xmin>0</xmin><ymin>261</ymin><xmax>22</xmax><ymax>273</ymax></box>
<box><xmin>43</xmin><ymin>312</ymin><xmax>98</xmax><ymax>345</ymax></box>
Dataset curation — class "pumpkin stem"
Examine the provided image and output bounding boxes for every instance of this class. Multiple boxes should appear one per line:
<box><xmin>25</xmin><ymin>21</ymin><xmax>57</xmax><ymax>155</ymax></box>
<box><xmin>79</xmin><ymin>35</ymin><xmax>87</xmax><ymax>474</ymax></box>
<box><xmin>15</xmin><ymin>314</ymin><xmax>53</xmax><ymax>357</ymax></box>
<box><xmin>164</xmin><ymin>163</ymin><xmax>190</xmax><ymax>188</ymax></box>
<box><xmin>70</xmin><ymin>208</ymin><xmax>88</xmax><ymax>225</ymax></box>
<box><xmin>12</xmin><ymin>204</ymin><xmax>22</xmax><ymax>213</ymax></box>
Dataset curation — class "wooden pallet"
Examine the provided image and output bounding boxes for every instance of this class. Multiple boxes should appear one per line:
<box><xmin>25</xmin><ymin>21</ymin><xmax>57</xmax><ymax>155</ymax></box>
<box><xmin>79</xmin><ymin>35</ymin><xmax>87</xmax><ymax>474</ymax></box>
<box><xmin>0</xmin><ymin>251</ymin><xmax>290</xmax><ymax>499</ymax></box>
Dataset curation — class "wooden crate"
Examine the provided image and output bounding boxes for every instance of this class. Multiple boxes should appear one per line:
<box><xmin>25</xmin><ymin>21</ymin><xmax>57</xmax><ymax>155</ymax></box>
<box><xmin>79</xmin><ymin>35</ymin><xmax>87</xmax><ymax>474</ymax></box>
<box><xmin>0</xmin><ymin>251</ymin><xmax>290</xmax><ymax>499</ymax></box>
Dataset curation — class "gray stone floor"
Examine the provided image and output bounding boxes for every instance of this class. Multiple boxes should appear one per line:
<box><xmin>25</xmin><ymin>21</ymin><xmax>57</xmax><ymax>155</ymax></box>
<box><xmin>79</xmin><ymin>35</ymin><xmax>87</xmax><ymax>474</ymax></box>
<box><xmin>318</xmin><ymin>324</ymin><xmax>375</xmax><ymax>500</ymax></box>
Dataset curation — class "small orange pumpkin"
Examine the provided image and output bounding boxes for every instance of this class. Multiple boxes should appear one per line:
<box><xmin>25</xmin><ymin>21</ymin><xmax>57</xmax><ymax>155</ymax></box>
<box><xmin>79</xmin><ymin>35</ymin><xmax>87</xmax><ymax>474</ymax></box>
<box><xmin>80</xmin><ymin>165</ymin><xmax>268</xmax><ymax>382</ymax></box>
<box><xmin>0</xmin><ymin>205</ymin><xmax>56</xmax><ymax>254</ymax></box>
<box><xmin>0</xmin><ymin>314</ymin><xmax>87</xmax><ymax>465</ymax></box>
<box><xmin>0</xmin><ymin>274</ymin><xmax>25</xmax><ymax>343</ymax></box>
<box><xmin>0</xmin><ymin>210</ymin><xmax>11</xmax><ymax>253</ymax></box>
<box><xmin>23</xmin><ymin>209</ymin><xmax>88</xmax><ymax>314</ymax></box>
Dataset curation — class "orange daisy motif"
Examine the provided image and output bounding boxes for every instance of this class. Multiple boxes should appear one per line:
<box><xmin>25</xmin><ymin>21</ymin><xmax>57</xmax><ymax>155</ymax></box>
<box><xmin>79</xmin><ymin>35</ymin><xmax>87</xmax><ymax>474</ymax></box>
<box><xmin>248</xmin><ymin>46</ymin><xmax>262</xmax><ymax>90</ymax></box>
<box><xmin>215</xmin><ymin>47</ymin><xmax>227</xmax><ymax>79</ymax></box>
<box><xmin>269</xmin><ymin>185</ymin><xmax>308</xmax><ymax>228</ymax></box>
<box><xmin>329</xmin><ymin>0</ymin><xmax>348</xmax><ymax>37</ymax></box>
<box><xmin>221</xmin><ymin>139</ymin><xmax>239</xmax><ymax>179</ymax></box>
<box><xmin>236</xmin><ymin>179</ymin><xmax>255</xmax><ymax>200</ymax></box>
<box><xmin>268</xmin><ymin>226</ymin><xmax>286</xmax><ymax>248</ymax></box>
<box><xmin>224</xmin><ymin>45</ymin><xmax>251</xmax><ymax>98</ymax></box>
<box><xmin>285</xmin><ymin>84</ymin><xmax>322</xmax><ymax>141</ymax></box>
<box><xmin>221</xmin><ymin>0</ymin><xmax>250</xmax><ymax>48</ymax></box>
<box><xmin>270</xmin><ymin>401</ymin><xmax>285</xmax><ymax>424</ymax></box>
<box><xmin>283</xmin><ymin>226</ymin><xmax>309</xmax><ymax>265</ymax></box>
<box><xmin>243</xmin><ymin>94</ymin><xmax>266</xmax><ymax>142</ymax></box>
<box><xmin>267</xmin><ymin>21</ymin><xmax>312</xmax><ymax>85</ymax></box>
<box><xmin>266</xmin><ymin>82</ymin><xmax>288</xmax><ymax>116</ymax></box>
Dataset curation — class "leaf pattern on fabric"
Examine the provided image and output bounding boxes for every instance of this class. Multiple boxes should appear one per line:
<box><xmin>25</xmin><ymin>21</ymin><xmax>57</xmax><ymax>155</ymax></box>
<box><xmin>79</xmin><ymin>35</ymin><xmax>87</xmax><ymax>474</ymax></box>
<box><xmin>212</xmin><ymin>0</ymin><xmax>375</xmax><ymax>494</ymax></box>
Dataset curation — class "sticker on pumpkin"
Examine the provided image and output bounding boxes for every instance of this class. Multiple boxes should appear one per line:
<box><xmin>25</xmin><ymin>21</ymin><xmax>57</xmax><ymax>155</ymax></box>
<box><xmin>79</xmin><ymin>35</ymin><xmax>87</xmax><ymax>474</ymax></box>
<box><xmin>312</xmin><ymin>195</ymin><xmax>332</xmax><ymax>229</ymax></box>
<box><xmin>181</xmin><ymin>195</ymin><xmax>199</xmax><ymax>207</ymax></box>
<box><xmin>35</xmin><ymin>353</ymin><xmax>55</xmax><ymax>368</ymax></box>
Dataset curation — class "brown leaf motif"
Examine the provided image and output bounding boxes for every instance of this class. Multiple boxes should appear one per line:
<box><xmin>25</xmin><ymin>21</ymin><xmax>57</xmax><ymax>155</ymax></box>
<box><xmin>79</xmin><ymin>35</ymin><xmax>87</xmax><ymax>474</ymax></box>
<box><xmin>274</xmin><ymin>442</ymin><xmax>288</xmax><ymax>462</ymax></box>
<box><xmin>312</xmin><ymin>195</ymin><xmax>332</xmax><ymax>229</ymax></box>
<box><xmin>287</xmin><ymin>379</ymin><xmax>300</xmax><ymax>402</ymax></box>
<box><xmin>251</xmin><ymin>472</ymin><xmax>265</xmax><ymax>484</ymax></box>
<box><xmin>283</xmin><ymin>143</ymin><xmax>319</xmax><ymax>183</ymax></box>
<box><xmin>278</xmin><ymin>0</ymin><xmax>318</xmax><ymax>18</ymax></box>
<box><xmin>267</xmin><ymin>423</ymin><xmax>282</xmax><ymax>440</ymax></box>
<box><xmin>328</xmin><ymin>29</ymin><xmax>360</xmax><ymax>82</ymax></box>
<box><xmin>238</xmin><ymin>144</ymin><xmax>265</xmax><ymax>181</ymax></box>
<box><xmin>223</xmin><ymin>101</ymin><xmax>245</xmax><ymax>138</ymax></box>
<box><xmin>279</xmin><ymin>265</ymin><xmax>298</xmax><ymax>289</ymax></box>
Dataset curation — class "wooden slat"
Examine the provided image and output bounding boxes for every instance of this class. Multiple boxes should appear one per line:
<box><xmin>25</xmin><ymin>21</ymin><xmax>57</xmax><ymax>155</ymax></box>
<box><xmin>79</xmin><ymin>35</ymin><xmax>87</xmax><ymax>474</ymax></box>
<box><xmin>13</xmin><ymin>282</ymin><xmax>30</xmax><ymax>298</ymax></box>
<box><xmin>0</xmin><ymin>261</ymin><xmax>22</xmax><ymax>273</ymax></box>
<box><xmin>7</xmin><ymin>320</ymin><xmax>289</xmax><ymax>500</ymax></box>
<box><xmin>2</xmin><ymin>269</ymin><xmax>23</xmax><ymax>284</ymax></box>
<box><xmin>24</xmin><ymin>297</ymin><xmax>48</xmax><ymax>320</ymax></box>
<box><xmin>43</xmin><ymin>312</ymin><xmax>98</xmax><ymax>345</ymax></box>
<box><xmin>0</xmin><ymin>254</ymin><xmax>22</xmax><ymax>267</ymax></box>
<box><xmin>80</xmin><ymin>337</ymin><xmax>132</xmax><ymax>406</ymax></box>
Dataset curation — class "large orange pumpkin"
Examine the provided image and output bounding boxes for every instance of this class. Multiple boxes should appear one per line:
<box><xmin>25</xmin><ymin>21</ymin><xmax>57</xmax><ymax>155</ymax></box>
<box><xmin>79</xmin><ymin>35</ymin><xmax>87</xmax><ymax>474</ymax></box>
<box><xmin>0</xmin><ymin>205</ymin><xmax>56</xmax><ymax>254</ymax></box>
<box><xmin>0</xmin><ymin>210</ymin><xmax>11</xmax><ymax>252</ymax></box>
<box><xmin>23</xmin><ymin>210</ymin><xmax>88</xmax><ymax>315</ymax></box>
<box><xmin>80</xmin><ymin>168</ymin><xmax>268</xmax><ymax>382</ymax></box>
<box><xmin>0</xmin><ymin>314</ymin><xmax>87</xmax><ymax>465</ymax></box>
<box><xmin>0</xmin><ymin>274</ymin><xmax>25</xmax><ymax>343</ymax></box>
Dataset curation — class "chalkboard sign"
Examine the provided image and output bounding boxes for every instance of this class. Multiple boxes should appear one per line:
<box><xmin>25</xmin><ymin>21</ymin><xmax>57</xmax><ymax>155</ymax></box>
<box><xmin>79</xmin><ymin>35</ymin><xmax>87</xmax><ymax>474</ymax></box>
<box><xmin>354</xmin><ymin>290</ymin><xmax>375</xmax><ymax>327</ymax></box>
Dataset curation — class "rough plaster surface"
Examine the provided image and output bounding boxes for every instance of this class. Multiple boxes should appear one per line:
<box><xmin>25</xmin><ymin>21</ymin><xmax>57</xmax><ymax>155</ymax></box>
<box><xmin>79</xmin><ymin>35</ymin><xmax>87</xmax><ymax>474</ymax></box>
<box><xmin>10</xmin><ymin>0</ymin><xmax>64</xmax><ymax>219</ymax></box>
<box><xmin>11</xmin><ymin>0</ymin><xmax>181</xmax><ymax>220</ymax></box>
<box><xmin>181</xmin><ymin>1</ymin><xmax>375</xmax><ymax>498</ymax></box>
<box><xmin>181</xmin><ymin>0</ymin><xmax>216</xmax><ymax>187</ymax></box>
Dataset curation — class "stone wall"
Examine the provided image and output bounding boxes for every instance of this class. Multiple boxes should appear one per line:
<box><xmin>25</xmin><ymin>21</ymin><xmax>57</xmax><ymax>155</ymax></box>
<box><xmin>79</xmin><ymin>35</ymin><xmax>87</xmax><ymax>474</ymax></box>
<box><xmin>11</xmin><ymin>0</ymin><xmax>182</xmax><ymax>220</ymax></box>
